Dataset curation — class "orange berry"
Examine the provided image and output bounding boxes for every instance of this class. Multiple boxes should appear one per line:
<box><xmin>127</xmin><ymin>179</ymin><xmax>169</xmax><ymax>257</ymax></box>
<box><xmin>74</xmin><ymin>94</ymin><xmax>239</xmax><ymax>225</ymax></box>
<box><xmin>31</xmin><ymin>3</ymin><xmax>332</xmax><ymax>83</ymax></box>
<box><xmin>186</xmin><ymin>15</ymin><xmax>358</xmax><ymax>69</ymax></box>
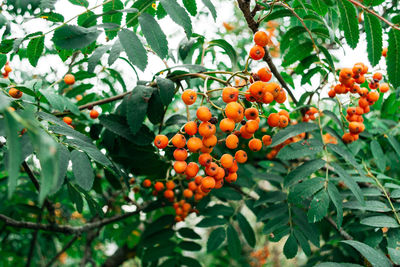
<box><xmin>171</xmin><ymin>134</ymin><xmax>186</xmax><ymax>148</ymax></box>
<box><xmin>262</xmin><ymin>135</ymin><xmax>272</xmax><ymax>146</ymax></box>
<box><xmin>196</xmin><ymin>106</ymin><xmax>212</xmax><ymax>122</ymax></box>
<box><xmin>369</xmin><ymin>81</ymin><xmax>379</xmax><ymax>90</ymax></box>
<box><xmin>355</xmin><ymin>107</ymin><xmax>364</xmax><ymax>115</ymax></box>
<box><xmin>278</xmin><ymin>115</ymin><xmax>289</xmax><ymax>128</ymax></box>
<box><xmin>164</xmin><ymin>189</ymin><xmax>174</xmax><ymax>199</ymax></box>
<box><xmin>214</xmin><ymin>179</ymin><xmax>224</xmax><ymax>189</ymax></box>
<box><xmin>173</xmin><ymin>148</ymin><xmax>188</xmax><ymax>161</ymax></box>
<box><xmin>226</xmin><ymin>134</ymin><xmax>239</xmax><ymax>149</ymax></box>
<box><xmin>166</xmin><ymin>181</ymin><xmax>175</xmax><ymax>190</ymax></box>
<box><xmin>194</xmin><ymin>176</ymin><xmax>203</xmax><ymax>185</ymax></box>
<box><xmin>262</xmin><ymin>92</ymin><xmax>274</xmax><ymax>104</ymax></box>
<box><xmin>342</xmin><ymin>133</ymin><xmax>355</xmax><ymax>144</ymax></box>
<box><xmin>188</xmin><ymin>181</ymin><xmax>197</xmax><ymax>191</ymax></box>
<box><xmin>265</xmin><ymin>82</ymin><xmax>281</xmax><ymax>97</ymax></box>
<box><xmin>254</xmin><ymin>31</ymin><xmax>269</xmax><ymax>47</ymax></box>
<box><xmin>249</xmin><ymin>81</ymin><xmax>266</xmax><ymax>99</ymax></box>
<box><xmin>219</xmin><ymin>118</ymin><xmax>235</xmax><ymax>132</ymax></box>
<box><xmin>225</xmin><ymin>102</ymin><xmax>244</xmax><ymax>123</ymax></box>
<box><xmin>248</xmin><ymin>138</ymin><xmax>262</xmax><ymax>151</ymax></box>
<box><xmin>90</xmin><ymin>109</ymin><xmax>99</xmax><ymax>119</ymax></box>
<box><xmin>225</xmin><ymin>172</ymin><xmax>237</xmax><ymax>183</ymax></box>
<box><xmin>339</xmin><ymin>68</ymin><xmax>352</xmax><ymax>80</ymax></box>
<box><xmin>8</xmin><ymin>88</ymin><xmax>22</xmax><ymax>99</ymax></box>
<box><xmin>358</xmin><ymin>97</ymin><xmax>369</xmax><ymax>108</ymax></box>
<box><xmin>328</xmin><ymin>89</ymin><xmax>336</xmax><ymax>98</ymax></box>
<box><xmin>363</xmin><ymin>105</ymin><xmax>370</xmax><ymax>113</ymax></box>
<box><xmin>174</xmin><ymin>161</ymin><xmax>187</xmax><ymax>173</ymax></box>
<box><xmin>4</xmin><ymin>64</ymin><xmax>11</xmax><ymax>73</ymax></box>
<box><xmin>249</xmin><ymin>45</ymin><xmax>265</xmax><ymax>60</ymax></box>
<box><xmin>202</xmin><ymin>135</ymin><xmax>217</xmax><ymax>148</ymax></box>
<box><xmin>372</xmin><ymin>72</ymin><xmax>382</xmax><ymax>81</ymax></box>
<box><xmin>181</xmin><ymin>89</ymin><xmax>197</xmax><ymax>105</ymax></box>
<box><xmin>235</xmin><ymin>150</ymin><xmax>247</xmax><ymax>163</ymax></box>
<box><xmin>379</xmin><ymin>83</ymin><xmax>389</xmax><ymax>93</ymax></box>
<box><xmin>367</xmin><ymin>91</ymin><xmax>379</xmax><ymax>102</ymax></box>
<box><xmin>228</xmin><ymin>161</ymin><xmax>238</xmax><ymax>173</ymax></box>
<box><xmin>198</xmin><ymin>122</ymin><xmax>216</xmax><ymax>137</ymax></box>
<box><xmin>355</xmin><ymin>75</ymin><xmax>365</xmax><ymax>84</ymax></box>
<box><xmin>63</xmin><ymin>117</ymin><xmax>72</xmax><ymax>125</ymax></box>
<box><xmin>205</xmin><ymin>162</ymin><xmax>218</xmax><ymax>176</ymax></box>
<box><xmin>184</xmin><ymin>121</ymin><xmax>198</xmax><ymax>135</ymax></box>
<box><xmin>245</xmin><ymin>107</ymin><xmax>259</xmax><ymax>120</ymax></box>
<box><xmin>143</xmin><ymin>179</ymin><xmax>151</xmax><ymax>188</ymax></box>
<box><xmin>382</xmin><ymin>47</ymin><xmax>387</xmax><ymax>57</ymax></box>
<box><xmin>199</xmin><ymin>153</ymin><xmax>213</xmax><ymax>166</ymax></box>
<box><xmin>201</xmin><ymin>176</ymin><xmax>216</xmax><ymax>190</ymax></box>
<box><xmin>222</xmin><ymin>87</ymin><xmax>239</xmax><ymax>103</ymax></box>
<box><xmin>185</xmin><ymin>162</ymin><xmax>199</xmax><ymax>177</ymax></box>
<box><xmin>334</xmin><ymin>84</ymin><xmax>346</xmax><ymax>94</ymax></box>
<box><xmin>214</xmin><ymin>167</ymin><xmax>225</xmax><ymax>180</ymax></box>
<box><xmin>267</xmin><ymin>113</ymin><xmax>280</xmax><ymax>127</ymax></box>
<box><xmin>187</xmin><ymin>137</ymin><xmax>202</xmax><ymax>152</ymax></box>
<box><xmin>183</xmin><ymin>189</ymin><xmax>193</xmax><ymax>198</ymax></box>
<box><xmin>257</xmin><ymin>67</ymin><xmax>272</xmax><ymax>82</ymax></box>
<box><xmin>154</xmin><ymin>182</ymin><xmax>165</xmax><ymax>191</ymax></box>
<box><xmin>64</xmin><ymin>74</ymin><xmax>75</xmax><ymax>85</ymax></box>
<box><xmin>352</xmin><ymin>63</ymin><xmax>363</xmax><ymax>74</ymax></box>
<box><xmin>358</xmin><ymin>88</ymin><xmax>369</xmax><ymax>97</ymax></box>
<box><xmin>240</xmin><ymin>125</ymin><xmax>253</xmax><ymax>139</ymax></box>
<box><xmin>220</xmin><ymin>154</ymin><xmax>234</xmax><ymax>169</ymax></box>
<box><xmin>275</xmin><ymin>89</ymin><xmax>287</xmax><ymax>103</ymax></box>
<box><xmin>349</xmin><ymin>122</ymin><xmax>364</xmax><ymax>134</ymax></box>
<box><xmin>245</xmin><ymin>89</ymin><xmax>256</xmax><ymax>102</ymax></box>
<box><xmin>154</xmin><ymin>135</ymin><xmax>169</xmax><ymax>149</ymax></box>
<box><xmin>245</xmin><ymin>120</ymin><xmax>259</xmax><ymax>133</ymax></box>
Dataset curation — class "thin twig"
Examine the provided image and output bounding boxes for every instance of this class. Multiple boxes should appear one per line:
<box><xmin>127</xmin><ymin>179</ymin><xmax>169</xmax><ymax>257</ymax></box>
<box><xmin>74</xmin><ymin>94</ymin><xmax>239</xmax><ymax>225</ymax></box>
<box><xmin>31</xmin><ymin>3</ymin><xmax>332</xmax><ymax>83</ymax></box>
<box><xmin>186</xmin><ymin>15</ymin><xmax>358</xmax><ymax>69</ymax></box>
<box><xmin>45</xmin><ymin>236</ymin><xmax>79</xmax><ymax>267</ymax></box>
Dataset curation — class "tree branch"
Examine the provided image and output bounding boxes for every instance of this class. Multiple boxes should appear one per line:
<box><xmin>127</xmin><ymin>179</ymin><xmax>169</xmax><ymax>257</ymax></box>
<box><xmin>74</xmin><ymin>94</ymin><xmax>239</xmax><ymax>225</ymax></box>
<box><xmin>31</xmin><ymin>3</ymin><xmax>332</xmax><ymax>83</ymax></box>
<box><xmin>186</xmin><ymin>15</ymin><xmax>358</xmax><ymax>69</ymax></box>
<box><xmin>347</xmin><ymin>0</ymin><xmax>400</xmax><ymax>31</ymax></box>
<box><xmin>26</xmin><ymin>207</ymin><xmax>43</xmax><ymax>267</ymax></box>
<box><xmin>325</xmin><ymin>217</ymin><xmax>353</xmax><ymax>240</ymax></box>
<box><xmin>45</xmin><ymin>235</ymin><xmax>79</xmax><ymax>267</ymax></box>
<box><xmin>237</xmin><ymin>0</ymin><xmax>298</xmax><ymax>105</ymax></box>
<box><xmin>0</xmin><ymin>205</ymin><xmax>145</xmax><ymax>235</ymax></box>
<box><xmin>101</xmin><ymin>244</ymin><xmax>136</xmax><ymax>267</ymax></box>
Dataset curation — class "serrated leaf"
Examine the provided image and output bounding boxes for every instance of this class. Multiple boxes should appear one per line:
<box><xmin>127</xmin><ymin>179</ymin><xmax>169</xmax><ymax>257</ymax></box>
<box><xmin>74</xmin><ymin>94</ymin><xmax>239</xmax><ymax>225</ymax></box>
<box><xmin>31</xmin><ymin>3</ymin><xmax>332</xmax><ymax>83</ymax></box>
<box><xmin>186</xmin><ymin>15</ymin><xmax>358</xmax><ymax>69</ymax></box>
<box><xmin>147</xmin><ymin>89</ymin><xmax>163</xmax><ymax>124</ymax></box>
<box><xmin>330</xmin><ymin>162</ymin><xmax>364</xmax><ymax>204</ymax></box>
<box><xmin>108</xmin><ymin>40</ymin><xmax>122</xmax><ymax>65</ymax></box>
<box><xmin>371</xmin><ymin>140</ymin><xmax>386</xmax><ymax>173</ymax></box>
<box><xmin>237</xmin><ymin>213</ymin><xmax>255</xmax><ymax>247</ymax></box>
<box><xmin>179</xmin><ymin>241</ymin><xmax>201</xmax><ymax>251</ymax></box>
<box><xmin>88</xmin><ymin>45</ymin><xmax>110</xmax><ymax>72</ymax></box>
<box><xmin>283</xmin><ymin>234</ymin><xmax>298</xmax><ymax>259</ymax></box>
<box><xmin>323</xmin><ymin>110</ymin><xmax>344</xmax><ymax>132</ymax></box>
<box><xmin>311</xmin><ymin>0</ymin><xmax>328</xmax><ymax>16</ymax></box>
<box><xmin>208</xmin><ymin>39</ymin><xmax>238</xmax><ymax>68</ymax></box>
<box><xmin>39</xmin><ymin>12</ymin><xmax>64</xmax><ymax>22</ymax></box>
<box><xmin>126</xmin><ymin>85</ymin><xmax>152</xmax><ymax>134</ymax></box>
<box><xmin>160</xmin><ymin>0</ymin><xmax>192</xmax><ymax>38</ymax></box>
<box><xmin>308</xmin><ymin>190</ymin><xmax>329</xmax><ymax>223</ymax></box>
<box><xmin>52</xmin><ymin>25</ymin><xmax>100</xmax><ymax>50</ymax></box>
<box><xmin>270</xmin><ymin>123</ymin><xmax>318</xmax><ymax>147</ymax></box>
<box><xmin>196</xmin><ymin>217</ymin><xmax>227</xmax><ymax>227</ymax></box>
<box><xmin>227</xmin><ymin>225</ymin><xmax>241</xmax><ymax>258</ymax></box>
<box><xmin>51</xmin><ymin>144</ymin><xmax>69</xmax><ymax>194</ymax></box>
<box><xmin>327</xmin><ymin>182</ymin><xmax>343</xmax><ymax>228</ymax></box>
<box><xmin>27</xmin><ymin>35</ymin><xmax>44</xmax><ymax>67</ymax></box>
<box><xmin>361</xmin><ymin>215</ymin><xmax>400</xmax><ymax>228</ymax></box>
<box><xmin>103</xmin><ymin>0</ymin><xmax>123</xmax><ymax>40</ymax></box>
<box><xmin>288</xmin><ymin>177</ymin><xmax>325</xmax><ymax>204</ymax></box>
<box><xmin>341</xmin><ymin>240</ymin><xmax>392</xmax><ymax>267</ymax></box>
<box><xmin>156</xmin><ymin>77</ymin><xmax>175</xmax><ymax>106</ymax></box>
<box><xmin>183</xmin><ymin>0</ymin><xmax>197</xmax><ymax>16</ymax></box>
<box><xmin>388</xmin><ymin>135</ymin><xmax>400</xmax><ymax>158</ymax></box>
<box><xmin>278</xmin><ymin>138</ymin><xmax>323</xmax><ymax>160</ymax></box>
<box><xmin>68</xmin><ymin>0</ymin><xmax>88</xmax><ymax>7</ymax></box>
<box><xmin>207</xmin><ymin>227</ymin><xmax>226</xmax><ymax>252</ymax></box>
<box><xmin>118</xmin><ymin>28</ymin><xmax>147</xmax><ymax>71</ymax></box>
<box><xmin>71</xmin><ymin>150</ymin><xmax>94</xmax><ymax>191</ymax></box>
<box><xmin>364</xmin><ymin>13</ymin><xmax>382</xmax><ymax>66</ymax></box>
<box><xmin>0</xmin><ymin>54</ymin><xmax>7</xmax><ymax>70</ymax></box>
<box><xmin>294</xmin><ymin>229</ymin><xmax>311</xmax><ymax>256</ymax></box>
<box><xmin>139</xmin><ymin>13</ymin><xmax>168</xmax><ymax>59</ymax></box>
<box><xmin>283</xmin><ymin>41</ymin><xmax>313</xmax><ymax>67</ymax></box>
<box><xmin>285</xmin><ymin>159</ymin><xmax>325</xmax><ymax>187</ymax></box>
<box><xmin>343</xmin><ymin>200</ymin><xmax>390</xmax><ymax>212</ymax></box>
<box><xmin>337</xmin><ymin>0</ymin><xmax>359</xmax><ymax>49</ymax></box>
<box><xmin>178</xmin><ymin>228</ymin><xmax>201</xmax><ymax>239</ymax></box>
<box><xmin>387</xmin><ymin>28</ymin><xmax>400</xmax><ymax>88</ymax></box>
<box><xmin>327</xmin><ymin>143</ymin><xmax>365</xmax><ymax>176</ymax></box>
<box><xmin>4</xmin><ymin>112</ymin><xmax>21</xmax><ymax>198</ymax></box>
<box><xmin>364</xmin><ymin>0</ymin><xmax>385</xmax><ymax>6</ymax></box>
<box><xmin>201</xmin><ymin>0</ymin><xmax>216</xmax><ymax>21</ymax></box>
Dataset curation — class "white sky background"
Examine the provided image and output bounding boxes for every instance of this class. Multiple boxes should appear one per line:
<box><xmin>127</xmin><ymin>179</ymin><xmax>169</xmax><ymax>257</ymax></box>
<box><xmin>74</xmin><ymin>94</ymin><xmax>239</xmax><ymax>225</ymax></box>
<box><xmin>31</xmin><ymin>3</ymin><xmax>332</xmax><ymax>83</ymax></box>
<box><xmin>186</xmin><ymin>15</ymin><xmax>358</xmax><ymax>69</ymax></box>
<box><xmin>6</xmin><ymin>0</ymin><xmax>388</xmax><ymax>102</ymax></box>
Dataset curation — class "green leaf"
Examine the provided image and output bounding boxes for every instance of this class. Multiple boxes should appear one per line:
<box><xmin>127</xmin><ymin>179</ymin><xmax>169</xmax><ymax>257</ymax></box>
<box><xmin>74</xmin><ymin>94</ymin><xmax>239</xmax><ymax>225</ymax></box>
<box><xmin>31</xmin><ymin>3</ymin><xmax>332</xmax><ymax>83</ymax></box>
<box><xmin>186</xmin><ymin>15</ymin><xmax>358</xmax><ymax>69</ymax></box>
<box><xmin>288</xmin><ymin>177</ymin><xmax>325</xmax><ymax>204</ymax></box>
<box><xmin>118</xmin><ymin>28</ymin><xmax>147</xmax><ymax>71</ymax></box>
<box><xmin>126</xmin><ymin>86</ymin><xmax>152</xmax><ymax>134</ymax></box>
<box><xmin>208</xmin><ymin>39</ymin><xmax>238</xmax><ymax>68</ymax></box>
<box><xmin>71</xmin><ymin>150</ymin><xmax>94</xmax><ymax>191</ymax></box>
<box><xmin>4</xmin><ymin>112</ymin><xmax>21</xmax><ymax>198</ymax></box>
<box><xmin>327</xmin><ymin>143</ymin><xmax>365</xmax><ymax>176</ymax></box>
<box><xmin>201</xmin><ymin>0</ymin><xmax>217</xmax><ymax>21</ymax></box>
<box><xmin>330</xmin><ymin>162</ymin><xmax>364</xmax><ymax>204</ymax></box>
<box><xmin>27</xmin><ymin>35</ymin><xmax>44</xmax><ymax>67</ymax></box>
<box><xmin>311</xmin><ymin>0</ymin><xmax>328</xmax><ymax>16</ymax></box>
<box><xmin>159</xmin><ymin>0</ymin><xmax>192</xmax><ymax>38</ymax></box>
<box><xmin>51</xmin><ymin>144</ymin><xmax>70</xmax><ymax>194</ymax></box>
<box><xmin>270</xmin><ymin>123</ymin><xmax>318</xmax><ymax>147</ymax></box>
<box><xmin>308</xmin><ymin>190</ymin><xmax>330</xmax><ymax>223</ymax></box>
<box><xmin>323</xmin><ymin>110</ymin><xmax>344</xmax><ymax>132</ymax></box>
<box><xmin>277</xmin><ymin>138</ymin><xmax>323</xmax><ymax>160</ymax></box>
<box><xmin>197</xmin><ymin>217</ymin><xmax>227</xmax><ymax>227</ymax></box>
<box><xmin>64</xmin><ymin>138</ymin><xmax>111</xmax><ymax>167</ymax></box>
<box><xmin>139</xmin><ymin>13</ymin><xmax>168</xmax><ymax>59</ymax></box>
<box><xmin>227</xmin><ymin>224</ymin><xmax>241</xmax><ymax>258</ymax></box>
<box><xmin>237</xmin><ymin>213</ymin><xmax>256</xmax><ymax>247</ymax></box>
<box><xmin>341</xmin><ymin>240</ymin><xmax>392</xmax><ymax>267</ymax></box>
<box><xmin>204</xmin><ymin>204</ymin><xmax>234</xmax><ymax>216</ymax></box>
<box><xmin>0</xmin><ymin>54</ymin><xmax>7</xmax><ymax>70</ymax></box>
<box><xmin>179</xmin><ymin>241</ymin><xmax>201</xmax><ymax>251</ymax></box>
<box><xmin>283</xmin><ymin>234</ymin><xmax>298</xmax><ymax>259</ymax></box>
<box><xmin>156</xmin><ymin>77</ymin><xmax>175</xmax><ymax>106</ymax></box>
<box><xmin>52</xmin><ymin>25</ymin><xmax>100</xmax><ymax>50</ymax></box>
<box><xmin>108</xmin><ymin>40</ymin><xmax>122</xmax><ymax>65</ymax></box>
<box><xmin>207</xmin><ymin>227</ymin><xmax>226</xmax><ymax>252</ymax></box>
<box><xmin>285</xmin><ymin>159</ymin><xmax>325</xmax><ymax>187</ymax></box>
<box><xmin>283</xmin><ymin>41</ymin><xmax>313</xmax><ymax>67</ymax></box>
<box><xmin>388</xmin><ymin>135</ymin><xmax>400</xmax><ymax>158</ymax></box>
<box><xmin>147</xmin><ymin>89</ymin><xmax>163</xmax><ymax>124</ymax></box>
<box><xmin>327</xmin><ymin>182</ymin><xmax>343</xmax><ymax>228</ymax></box>
<box><xmin>364</xmin><ymin>13</ymin><xmax>382</xmax><ymax>67</ymax></box>
<box><xmin>178</xmin><ymin>228</ymin><xmax>201</xmax><ymax>239</ymax></box>
<box><xmin>343</xmin><ymin>200</ymin><xmax>391</xmax><ymax>212</ymax></box>
<box><xmin>103</xmin><ymin>0</ymin><xmax>123</xmax><ymax>40</ymax></box>
<box><xmin>88</xmin><ymin>45</ymin><xmax>110</xmax><ymax>73</ymax></box>
<box><xmin>337</xmin><ymin>0</ymin><xmax>359</xmax><ymax>49</ymax></box>
<box><xmin>294</xmin><ymin>229</ymin><xmax>311</xmax><ymax>256</ymax></box>
<box><xmin>264</xmin><ymin>8</ymin><xmax>293</xmax><ymax>21</ymax></box>
<box><xmin>364</xmin><ymin>0</ymin><xmax>385</xmax><ymax>6</ymax></box>
<box><xmin>39</xmin><ymin>12</ymin><xmax>64</xmax><ymax>22</ymax></box>
<box><xmin>387</xmin><ymin>28</ymin><xmax>400</xmax><ymax>88</ymax></box>
<box><xmin>183</xmin><ymin>0</ymin><xmax>197</xmax><ymax>16</ymax></box>
<box><xmin>68</xmin><ymin>0</ymin><xmax>88</xmax><ymax>7</ymax></box>
<box><xmin>371</xmin><ymin>140</ymin><xmax>386</xmax><ymax>173</ymax></box>
<box><xmin>361</xmin><ymin>216</ymin><xmax>400</xmax><ymax>228</ymax></box>
<box><xmin>49</xmin><ymin>124</ymin><xmax>92</xmax><ymax>143</ymax></box>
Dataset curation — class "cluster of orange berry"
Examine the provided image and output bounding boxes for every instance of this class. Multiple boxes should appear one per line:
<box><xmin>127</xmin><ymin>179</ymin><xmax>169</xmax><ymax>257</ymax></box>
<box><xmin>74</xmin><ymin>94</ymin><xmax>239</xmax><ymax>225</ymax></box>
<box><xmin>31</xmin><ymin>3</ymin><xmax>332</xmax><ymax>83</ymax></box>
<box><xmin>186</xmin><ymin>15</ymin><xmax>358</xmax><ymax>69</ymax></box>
<box><xmin>249</xmin><ymin>31</ymin><xmax>270</xmax><ymax>60</ymax></box>
<box><xmin>303</xmin><ymin>107</ymin><xmax>319</xmax><ymax>122</ymax></box>
<box><xmin>249</xmin><ymin>245</ymin><xmax>270</xmax><ymax>267</ymax></box>
<box><xmin>2</xmin><ymin>62</ymin><xmax>11</xmax><ymax>78</ymax></box>
<box><xmin>328</xmin><ymin>62</ymin><xmax>389</xmax><ymax>143</ymax></box>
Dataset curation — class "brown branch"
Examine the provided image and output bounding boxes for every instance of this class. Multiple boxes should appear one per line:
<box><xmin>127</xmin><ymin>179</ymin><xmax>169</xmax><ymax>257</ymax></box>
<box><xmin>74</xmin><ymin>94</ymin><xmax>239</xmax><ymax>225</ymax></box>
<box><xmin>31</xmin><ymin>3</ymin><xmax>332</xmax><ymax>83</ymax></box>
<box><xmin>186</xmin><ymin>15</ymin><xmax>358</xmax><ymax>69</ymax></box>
<box><xmin>45</xmin><ymin>235</ymin><xmax>79</xmax><ymax>267</ymax></box>
<box><xmin>26</xmin><ymin>207</ymin><xmax>43</xmax><ymax>267</ymax></box>
<box><xmin>325</xmin><ymin>217</ymin><xmax>353</xmax><ymax>240</ymax></box>
<box><xmin>237</xmin><ymin>0</ymin><xmax>298</xmax><ymax>105</ymax></box>
<box><xmin>101</xmin><ymin>244</ymin><xmax>136</xmax><ymax>267</ymax></box>
<box><xmin>346</xmin><ymin>0</ymin><xmax>400</xmax><ymax>31</ymax></box>
<box><xmin>0</xmin><ymin>205</ymin><xmax>145</xmax><ymax>235</ymax></box>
